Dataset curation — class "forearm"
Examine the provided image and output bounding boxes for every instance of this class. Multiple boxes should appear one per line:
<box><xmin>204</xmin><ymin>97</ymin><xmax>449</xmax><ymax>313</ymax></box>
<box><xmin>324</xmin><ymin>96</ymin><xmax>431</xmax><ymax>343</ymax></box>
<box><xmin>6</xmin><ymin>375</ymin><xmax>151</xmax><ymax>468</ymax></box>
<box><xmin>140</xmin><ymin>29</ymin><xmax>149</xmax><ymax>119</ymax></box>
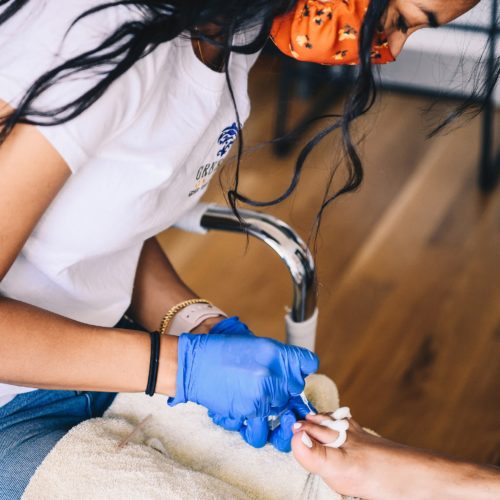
<box><xmin>127</xmin><ymin>237</ymin><xmax>198</xmax><ymax>331</ymax></box>
<box><xmin>128</xmin><ymin>237</ymin><xmax>224</xmax><ymax>333</ymax></box>
<box><xmin>0</xmin><ymin>297</ymin><xmax>177</xmax><ymax>396</ymax></box>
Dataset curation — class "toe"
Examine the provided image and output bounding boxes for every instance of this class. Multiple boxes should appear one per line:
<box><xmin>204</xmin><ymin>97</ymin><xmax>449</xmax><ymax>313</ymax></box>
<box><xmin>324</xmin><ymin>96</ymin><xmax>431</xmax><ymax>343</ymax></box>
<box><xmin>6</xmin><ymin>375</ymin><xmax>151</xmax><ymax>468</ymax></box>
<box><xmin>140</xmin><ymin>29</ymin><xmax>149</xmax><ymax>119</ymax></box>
<box><xmin>292</xmin><ymin>431</ymin><xmax>331</xmax><ymax>475</ymax></box>
<box><xmin>293</xmin><ymin>420</ymin><xmax>345</xmax><ymax>447</ymax></box>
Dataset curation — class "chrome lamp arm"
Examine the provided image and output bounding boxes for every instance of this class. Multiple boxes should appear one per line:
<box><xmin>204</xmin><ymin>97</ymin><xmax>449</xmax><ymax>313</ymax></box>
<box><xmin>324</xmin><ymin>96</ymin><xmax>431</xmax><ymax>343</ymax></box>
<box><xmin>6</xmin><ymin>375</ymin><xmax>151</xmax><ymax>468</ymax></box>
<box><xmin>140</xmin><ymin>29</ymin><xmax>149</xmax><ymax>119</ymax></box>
<box><xmin>175</xmin><ymin>203</ymin><xmax>318</xmax><ymax>351</ymax></box>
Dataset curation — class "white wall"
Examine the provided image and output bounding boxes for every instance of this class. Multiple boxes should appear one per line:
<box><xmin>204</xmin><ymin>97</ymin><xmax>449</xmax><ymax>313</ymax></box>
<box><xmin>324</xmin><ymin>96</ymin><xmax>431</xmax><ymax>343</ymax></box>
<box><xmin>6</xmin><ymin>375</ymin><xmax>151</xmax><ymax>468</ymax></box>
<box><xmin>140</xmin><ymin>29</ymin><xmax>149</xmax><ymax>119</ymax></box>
<box><xmin>379</xmin><ymin>0</ymin><xmax>499</xmax><ymax>104</ymax></box>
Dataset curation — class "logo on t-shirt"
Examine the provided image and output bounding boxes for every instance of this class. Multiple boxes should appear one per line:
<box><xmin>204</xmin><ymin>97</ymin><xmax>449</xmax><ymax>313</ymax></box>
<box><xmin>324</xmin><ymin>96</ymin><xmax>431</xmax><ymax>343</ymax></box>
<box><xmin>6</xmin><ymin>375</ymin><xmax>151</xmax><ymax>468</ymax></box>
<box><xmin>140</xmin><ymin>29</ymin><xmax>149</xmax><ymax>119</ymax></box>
<box><xmin>217</xmin><ymin>122</ymin><xmax>239</xmax><ymax>158</ymax></box>
<box><xmin>189</xmin><ymin>122</ymin><xmax>240</xmax><ymax>197</ymax></box>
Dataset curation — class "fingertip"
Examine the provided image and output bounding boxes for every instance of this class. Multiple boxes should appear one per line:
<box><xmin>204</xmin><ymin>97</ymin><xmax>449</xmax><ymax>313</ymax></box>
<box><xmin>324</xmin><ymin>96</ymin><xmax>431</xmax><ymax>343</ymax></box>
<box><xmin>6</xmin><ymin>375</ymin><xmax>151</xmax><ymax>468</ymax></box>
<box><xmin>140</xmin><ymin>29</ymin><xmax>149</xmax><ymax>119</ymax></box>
<box><xmin>270</xmin><ymin>410</ymin><xmax>295</xmax><ymax>453</ymax></box>
<box><xmin>241</xmin><ymin>417</ymin><xmax>269</xmax><ymax>449</ymax></box>
<box><xmin>281</xmin><ymin>410</ymin><xmax>297</xmax><ymax>430</ymax></box>
<box><xmin>270</xmin><ymin>434</ymin><xmax>292</xmax><ymax>453</ymax></box>
<box><xmin>300</xmin><ymin>349</ymin><xmax>320</xmax><ymax>376</ymax></box>
<box><xmin>289</xmin><ymin>396</ymin><xmax>311</xmax><ymax>420</ymax></box>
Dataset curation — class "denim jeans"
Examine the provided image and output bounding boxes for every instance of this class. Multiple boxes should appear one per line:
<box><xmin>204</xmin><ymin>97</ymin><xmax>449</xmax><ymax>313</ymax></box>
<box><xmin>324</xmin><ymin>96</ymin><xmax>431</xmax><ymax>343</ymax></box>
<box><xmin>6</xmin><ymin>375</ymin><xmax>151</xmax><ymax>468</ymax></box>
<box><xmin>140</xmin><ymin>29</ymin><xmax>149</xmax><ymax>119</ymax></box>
<box><xmin>0</xmin><ymin>317</ymin><xmax>143</xmax><ymax>499</ymax></box>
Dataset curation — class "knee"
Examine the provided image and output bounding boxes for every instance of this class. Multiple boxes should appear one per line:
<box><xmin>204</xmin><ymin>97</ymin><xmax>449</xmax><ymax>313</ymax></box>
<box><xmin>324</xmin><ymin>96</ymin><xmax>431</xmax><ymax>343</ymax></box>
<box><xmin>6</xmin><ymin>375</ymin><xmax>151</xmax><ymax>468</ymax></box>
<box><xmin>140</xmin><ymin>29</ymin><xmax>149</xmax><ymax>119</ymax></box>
<box><xmin>0</xmin><ymin>427</ymin><xmax>68</xmax><ymax>499</ymax></box>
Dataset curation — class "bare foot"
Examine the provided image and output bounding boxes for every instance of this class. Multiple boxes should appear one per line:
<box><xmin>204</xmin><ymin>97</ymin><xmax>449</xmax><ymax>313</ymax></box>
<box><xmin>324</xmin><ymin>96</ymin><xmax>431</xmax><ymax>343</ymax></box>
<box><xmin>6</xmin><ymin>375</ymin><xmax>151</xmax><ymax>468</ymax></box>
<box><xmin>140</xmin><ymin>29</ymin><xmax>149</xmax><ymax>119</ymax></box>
<box><xmin>291</xmin><ymin>413</ymin><xmax>500</xmax><ymax>500</ymax></box>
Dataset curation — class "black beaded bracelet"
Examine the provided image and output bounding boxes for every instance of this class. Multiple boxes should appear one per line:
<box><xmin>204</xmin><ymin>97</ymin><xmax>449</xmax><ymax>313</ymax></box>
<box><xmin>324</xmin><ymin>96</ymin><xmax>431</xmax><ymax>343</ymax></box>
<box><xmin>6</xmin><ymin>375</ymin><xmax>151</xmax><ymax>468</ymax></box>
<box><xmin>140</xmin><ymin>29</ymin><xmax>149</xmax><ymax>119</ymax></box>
<box><xmin>146</xmin><ymin>331</ymin><xmax>161</xmax><ymax>397</ymax></box>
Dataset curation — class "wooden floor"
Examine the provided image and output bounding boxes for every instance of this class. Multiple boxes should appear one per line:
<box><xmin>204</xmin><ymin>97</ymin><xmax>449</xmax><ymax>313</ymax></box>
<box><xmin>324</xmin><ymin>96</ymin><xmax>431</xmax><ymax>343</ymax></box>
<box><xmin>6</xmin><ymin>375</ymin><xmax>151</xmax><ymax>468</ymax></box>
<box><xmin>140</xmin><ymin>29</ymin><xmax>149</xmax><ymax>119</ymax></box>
<box><xmin>158</xmin><ymin>55</ymin><xmax>500</xmax><ymax>465</ymax></box>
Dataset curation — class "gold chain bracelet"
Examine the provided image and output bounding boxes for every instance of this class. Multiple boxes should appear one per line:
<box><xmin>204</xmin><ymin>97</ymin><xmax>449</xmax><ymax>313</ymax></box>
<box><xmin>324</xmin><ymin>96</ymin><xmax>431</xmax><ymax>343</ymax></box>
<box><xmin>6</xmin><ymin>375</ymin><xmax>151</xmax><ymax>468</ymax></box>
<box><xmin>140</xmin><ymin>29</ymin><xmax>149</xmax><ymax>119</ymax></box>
<box><xmin>159</xmin><ymin>299</ymin><xmax>211</xmax><ymax>335</ymax></box>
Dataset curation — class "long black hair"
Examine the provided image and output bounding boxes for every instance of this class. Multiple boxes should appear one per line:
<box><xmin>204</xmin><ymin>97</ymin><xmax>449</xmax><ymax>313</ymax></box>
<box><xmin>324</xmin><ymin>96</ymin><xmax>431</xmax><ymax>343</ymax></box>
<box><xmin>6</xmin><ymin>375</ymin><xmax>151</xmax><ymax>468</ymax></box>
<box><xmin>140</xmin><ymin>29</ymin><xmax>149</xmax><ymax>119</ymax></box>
<box><xmin>0</xmin><ymin>0</ymin><xmax>289</xmax><ymax>133</ymax></box>
<box><xmin>0</xmin><ymin>0</ymin><xmax>497</xmax><ymax>228</ymax></box>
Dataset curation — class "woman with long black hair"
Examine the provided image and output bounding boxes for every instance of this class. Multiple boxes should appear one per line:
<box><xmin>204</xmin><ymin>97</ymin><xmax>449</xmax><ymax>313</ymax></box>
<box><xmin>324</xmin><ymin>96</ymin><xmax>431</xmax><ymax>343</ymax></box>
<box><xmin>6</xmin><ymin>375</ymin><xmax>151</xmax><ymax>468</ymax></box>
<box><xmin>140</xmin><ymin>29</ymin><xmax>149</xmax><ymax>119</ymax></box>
<box><xmin>0</xmin><ymin>0</ymin><xmax>497</xmax><ymax>498</ymax></box>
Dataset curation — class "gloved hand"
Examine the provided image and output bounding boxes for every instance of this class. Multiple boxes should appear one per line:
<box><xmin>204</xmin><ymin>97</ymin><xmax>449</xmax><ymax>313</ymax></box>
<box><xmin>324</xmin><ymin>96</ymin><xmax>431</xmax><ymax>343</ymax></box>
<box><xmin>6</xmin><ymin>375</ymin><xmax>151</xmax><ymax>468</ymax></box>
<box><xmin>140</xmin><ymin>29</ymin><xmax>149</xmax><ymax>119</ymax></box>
<box><xmin>207</xmin><ymin>316</ymin><xmax>254</xmax><ymax>337</ymax></box>
<box><xmin>168</xmin><ymin>317</ymin><xmax>319</xmax><ymax>433</ymax></box>
<box><xmin>207</xmin><ymin>317</ymin><xmax>257</xmax><ymax>432</ymax></box>
<box><xmin>205</xmin><ymin>317</ymin><xmax>317</xmax><ymax>452</ymax></box>
<box><xmin>209</xmin><ymin>393</ymin><xmax>317</xmax><ymax>452</ymax></box>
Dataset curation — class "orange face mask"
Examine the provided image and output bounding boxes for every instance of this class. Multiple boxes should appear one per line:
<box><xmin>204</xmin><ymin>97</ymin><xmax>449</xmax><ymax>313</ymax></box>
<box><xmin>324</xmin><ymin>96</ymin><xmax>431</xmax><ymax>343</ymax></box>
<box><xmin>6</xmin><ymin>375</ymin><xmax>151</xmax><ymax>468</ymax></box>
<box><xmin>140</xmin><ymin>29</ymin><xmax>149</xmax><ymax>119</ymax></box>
<box><xmin>270</xmin><ymin>0</ymin><xmax>394</xmax><ymax>65</ymax></box>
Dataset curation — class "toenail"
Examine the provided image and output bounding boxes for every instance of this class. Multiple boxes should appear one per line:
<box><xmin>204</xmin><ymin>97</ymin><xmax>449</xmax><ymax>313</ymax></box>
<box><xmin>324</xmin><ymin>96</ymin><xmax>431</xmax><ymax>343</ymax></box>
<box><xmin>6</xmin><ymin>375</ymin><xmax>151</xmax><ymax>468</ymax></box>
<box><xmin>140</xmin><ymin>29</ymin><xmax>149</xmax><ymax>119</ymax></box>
<box><xmin>301</xmin><ymin>432</ymin><xmax>313</xmax><ymax>449</ymax></box>
<box><xmin>293</xmin><ymin>422</ymin><xmax>303</xmax><ymax>430</ymax></box>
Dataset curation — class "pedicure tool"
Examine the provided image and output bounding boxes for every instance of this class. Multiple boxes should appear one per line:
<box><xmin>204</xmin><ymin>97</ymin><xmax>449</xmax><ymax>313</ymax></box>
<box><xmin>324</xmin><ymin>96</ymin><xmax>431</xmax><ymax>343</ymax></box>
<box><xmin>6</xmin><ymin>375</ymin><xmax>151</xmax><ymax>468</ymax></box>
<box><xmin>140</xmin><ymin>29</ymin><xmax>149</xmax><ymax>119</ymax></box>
<box><xmin>267</xmin><ymin>391</ymin><xmax>315</xmax><ymax>431</ymax></box>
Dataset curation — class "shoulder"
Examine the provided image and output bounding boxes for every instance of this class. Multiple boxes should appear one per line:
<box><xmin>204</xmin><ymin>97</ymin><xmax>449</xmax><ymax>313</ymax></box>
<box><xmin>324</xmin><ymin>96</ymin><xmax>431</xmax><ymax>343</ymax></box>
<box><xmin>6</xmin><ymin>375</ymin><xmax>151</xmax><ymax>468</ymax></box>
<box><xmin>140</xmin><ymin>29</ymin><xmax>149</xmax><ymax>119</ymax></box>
<box><xmin>0</xmin><ymin>1</ymin><xmax>137</xmax><ymax>42</ymax></box>
<box><xmin>0</xmin><ymin>1</ymin><xmax>169</xmax><ymax>171</ymax></box>
<box><xmin>0</xmin><ymin>1</ymin><xmax>162</xmax><ymax>114</ymax></box>
<box><xmin>0</xmin><ymin>1</ymin><xmax>152</xmax><ymax>74</ymax></box>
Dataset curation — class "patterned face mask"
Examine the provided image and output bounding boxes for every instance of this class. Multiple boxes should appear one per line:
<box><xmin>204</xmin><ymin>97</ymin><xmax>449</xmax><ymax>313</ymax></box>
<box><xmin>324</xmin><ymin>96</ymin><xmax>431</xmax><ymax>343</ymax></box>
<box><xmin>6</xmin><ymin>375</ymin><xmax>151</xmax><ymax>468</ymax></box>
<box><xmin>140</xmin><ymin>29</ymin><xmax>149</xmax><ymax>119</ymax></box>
<box><xmin>270</xmin><ymin>0</ymin><xmax>394</xmax><ymax>65</ymax></box>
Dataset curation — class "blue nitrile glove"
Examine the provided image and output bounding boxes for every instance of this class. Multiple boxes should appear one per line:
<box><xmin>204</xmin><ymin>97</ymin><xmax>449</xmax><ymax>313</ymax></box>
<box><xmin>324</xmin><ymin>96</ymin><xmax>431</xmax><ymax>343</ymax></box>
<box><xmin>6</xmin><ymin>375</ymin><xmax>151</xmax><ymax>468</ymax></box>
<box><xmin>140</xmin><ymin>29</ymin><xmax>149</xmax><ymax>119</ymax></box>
<box><xmin>238</xmin><ymin>394</ymin><xmax>318</xmax><ymax>452</ymax></box>
<box><xmin>205</xmin><ymin>317</ymin><xmax>318</xmax><ymax>452</ymax></box>
<box><xmin>168</xmin><ymin>321</ymin><xmax>319</xmax><ymax>426</ymax></box>
<box><xmin>208</xmin><ymin>317</ymin><xmax>258</xmax><ymax>433</ymax></box>
<box><xmin>289</xmin><ymin>393</ymin><xmax>318</xmax><ymax>420</ymax></box>
<box><xmin>208</xmin><ymin>316</ymin><xmax>254</xmax><ymax>337</ymax></box>
<box><xmin>211</xmin><ymin>395</ymin><xmax>317</xmax><ymax>452</ymax></box>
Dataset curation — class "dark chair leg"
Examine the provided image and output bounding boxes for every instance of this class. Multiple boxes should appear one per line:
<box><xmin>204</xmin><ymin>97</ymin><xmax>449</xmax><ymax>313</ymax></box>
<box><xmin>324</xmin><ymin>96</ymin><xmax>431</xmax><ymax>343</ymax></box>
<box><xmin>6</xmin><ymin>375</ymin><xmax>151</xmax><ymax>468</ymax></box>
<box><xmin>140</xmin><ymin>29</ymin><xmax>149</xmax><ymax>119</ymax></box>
<box><xmin>479</xmin><ymin>93</ymin><xmax>498</xmax><ymax>191</ymax></box>
<box><xmin>478</xmin><ymin>0</ymin><xmax>498</xmax><ymax>192</ymax></box>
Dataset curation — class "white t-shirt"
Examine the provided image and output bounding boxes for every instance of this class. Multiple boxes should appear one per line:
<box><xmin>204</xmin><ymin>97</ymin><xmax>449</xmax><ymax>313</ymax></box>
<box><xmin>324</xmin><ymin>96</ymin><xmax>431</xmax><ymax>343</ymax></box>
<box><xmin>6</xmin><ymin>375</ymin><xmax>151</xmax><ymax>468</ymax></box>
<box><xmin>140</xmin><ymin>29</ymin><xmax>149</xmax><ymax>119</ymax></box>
<box><xmin>0</xmin><ymin>1</ymin><xmax>260</xmax><ymax>407</ymax></box>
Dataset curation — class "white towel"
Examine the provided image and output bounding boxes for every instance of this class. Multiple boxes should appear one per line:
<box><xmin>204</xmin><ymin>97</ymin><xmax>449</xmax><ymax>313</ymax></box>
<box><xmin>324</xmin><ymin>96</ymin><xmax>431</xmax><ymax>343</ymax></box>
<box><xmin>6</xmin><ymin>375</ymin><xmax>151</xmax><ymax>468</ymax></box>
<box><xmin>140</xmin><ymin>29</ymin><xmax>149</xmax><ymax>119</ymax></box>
<box><xmin>23</xmin><ymin>375</ymin><xmax>347</xmax><ymax>500</ymax></box>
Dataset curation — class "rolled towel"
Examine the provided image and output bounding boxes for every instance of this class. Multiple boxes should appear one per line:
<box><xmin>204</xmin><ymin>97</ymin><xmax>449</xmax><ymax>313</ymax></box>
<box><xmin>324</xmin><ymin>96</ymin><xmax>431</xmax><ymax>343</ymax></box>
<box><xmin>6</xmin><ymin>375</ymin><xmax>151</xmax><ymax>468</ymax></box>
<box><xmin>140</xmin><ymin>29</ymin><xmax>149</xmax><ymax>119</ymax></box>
<box><xmin>23</xmin><ymin>374</ymin><xmax>346</xmax><ymax>500</ymax></box>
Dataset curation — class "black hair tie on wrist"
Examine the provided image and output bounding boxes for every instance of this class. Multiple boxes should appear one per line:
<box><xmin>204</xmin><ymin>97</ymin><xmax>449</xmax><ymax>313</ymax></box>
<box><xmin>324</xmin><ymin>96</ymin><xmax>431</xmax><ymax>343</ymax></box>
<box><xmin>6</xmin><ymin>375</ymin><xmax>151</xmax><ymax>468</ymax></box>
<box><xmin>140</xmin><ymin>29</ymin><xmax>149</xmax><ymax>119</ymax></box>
<box><xmin>146</xmin><ymin>331</ymin><xmax>161</xmax><ymax>397</ymax></box>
